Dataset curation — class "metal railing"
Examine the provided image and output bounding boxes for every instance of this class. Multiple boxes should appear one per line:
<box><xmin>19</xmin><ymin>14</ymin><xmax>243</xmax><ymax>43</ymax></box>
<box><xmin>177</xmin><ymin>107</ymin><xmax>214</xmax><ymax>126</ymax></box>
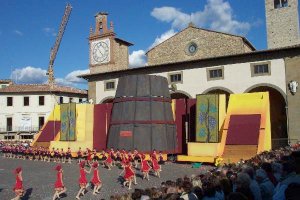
<box><xmin>0</xmin><ymin>126</ymin><xmax>40</xmax><ymax>133</ymax></box>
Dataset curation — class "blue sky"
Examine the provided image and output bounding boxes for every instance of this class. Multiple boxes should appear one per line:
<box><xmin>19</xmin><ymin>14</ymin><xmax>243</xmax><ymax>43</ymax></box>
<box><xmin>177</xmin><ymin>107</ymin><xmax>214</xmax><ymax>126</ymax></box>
<box><xmin>0</xmin><ymin>0</ymin><xmax>292</xmax><ymax>89</ymax></box>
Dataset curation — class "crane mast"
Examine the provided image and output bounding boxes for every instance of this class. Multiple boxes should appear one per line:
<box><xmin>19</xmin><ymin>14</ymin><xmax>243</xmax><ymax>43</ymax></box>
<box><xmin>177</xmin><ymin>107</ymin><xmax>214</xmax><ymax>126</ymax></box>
<box><xmin>47</xmin><ymin>3</ymin><xmax>72</xmax><ymax>87</ymax></box>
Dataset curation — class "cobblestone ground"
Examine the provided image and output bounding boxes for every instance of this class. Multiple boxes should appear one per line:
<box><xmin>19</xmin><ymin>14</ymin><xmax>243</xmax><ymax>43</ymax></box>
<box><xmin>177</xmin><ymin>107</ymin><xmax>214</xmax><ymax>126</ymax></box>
<box><xmin>0</xmin><ymin>157</ymin><xmax>208</xmax><ymax>200</ymax></box>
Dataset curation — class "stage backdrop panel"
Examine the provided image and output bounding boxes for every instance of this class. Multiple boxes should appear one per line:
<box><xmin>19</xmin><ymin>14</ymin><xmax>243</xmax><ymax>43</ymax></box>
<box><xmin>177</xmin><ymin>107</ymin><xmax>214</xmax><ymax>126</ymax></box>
<box><xmin>226</xmin><ymin>114</ymin><xmax>261</xmax><ymax>145</ymax></box>
<box><xmin>36</xmin><ymin>121</ymin><xmax>61</xmax><ymax>142</ymax></box>
<box><xmin>196</xmin><ymin>94</ymin><xmax>219</xmax><ymax>143</ymax></box>
<box><xmin>60</xmin><ymin>103</ymin><xmax>76</xmax><ymax>141</ymax></box>
<box><xmin>69</xmin><ymin>103</ymin><xmax>76</xmax><ymax>141</ymax></box>
<box><xmin>60</xmin><ymin>104</ymin><xmax>69</xmax><ymax>141</ymax></box>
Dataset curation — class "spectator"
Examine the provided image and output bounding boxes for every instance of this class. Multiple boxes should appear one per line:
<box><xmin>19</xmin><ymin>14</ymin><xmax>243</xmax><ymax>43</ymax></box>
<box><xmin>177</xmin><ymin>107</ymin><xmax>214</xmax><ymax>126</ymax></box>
<box><xmin>255</xmin><ymin>169</ymin><xmax>274</xmax><ymax>200</ymax></box>
<box><xmin>273</xmin><ymin>160</ymin><xmax>300</xmax><ymax>200</ymax></box>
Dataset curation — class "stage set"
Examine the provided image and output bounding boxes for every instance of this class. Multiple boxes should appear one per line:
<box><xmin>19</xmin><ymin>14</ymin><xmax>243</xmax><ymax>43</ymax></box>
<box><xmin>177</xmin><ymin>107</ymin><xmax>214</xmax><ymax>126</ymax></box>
<box><xmin>32</xmin><ymin>75</ymin><xmax>271</xmax><ymax>163</ymax></box>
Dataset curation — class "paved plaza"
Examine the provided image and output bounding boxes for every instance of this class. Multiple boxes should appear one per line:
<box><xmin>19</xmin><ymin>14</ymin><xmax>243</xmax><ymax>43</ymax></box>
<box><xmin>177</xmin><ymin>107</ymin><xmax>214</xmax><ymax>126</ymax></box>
<box><xmin>0</xmin><ymin>156</ymin><xmax>203</xmax><ymax>200</ymax></box>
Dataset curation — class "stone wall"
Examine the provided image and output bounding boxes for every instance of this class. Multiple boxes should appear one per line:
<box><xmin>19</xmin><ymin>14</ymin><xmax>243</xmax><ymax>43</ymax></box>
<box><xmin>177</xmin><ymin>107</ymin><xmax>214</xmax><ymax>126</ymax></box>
<box><xmin>285</xmin><ymin>56</ymin><xmax>300</xmax><ymax>143</ymax></box>
<box><xmin>265</xmin><ymin>0</ymin><xmax>300</xmax><ymax>49</ymax></box>
<box><xmin>147</xmin><ymin>26</ymin><xmax>254</xmax><ymax>66</ymax></box>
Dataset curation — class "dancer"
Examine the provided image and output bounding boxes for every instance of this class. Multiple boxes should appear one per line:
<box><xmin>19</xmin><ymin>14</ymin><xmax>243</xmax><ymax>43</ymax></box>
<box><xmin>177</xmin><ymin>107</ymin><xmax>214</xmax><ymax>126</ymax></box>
<box><xmin>141</xmin><ymin>154</ymin><xmax>151</xmax><ymax>180</ymax></box>
<box><xmin>12</xmin><ymin>167</ymin><xmax>24</xmax><ymax>200</ymax></box>
<box><xmin>120</xmin><ymin>161</ymin><xmax>137</xmax><ymax>190</ymax></box>
<box><xmin>76</xmin><ymin>161</ymin><xmax>91</xmax><ymax>199</ymax></box>
<box><xmin>103</xmin><ymin>150</ymin><xmax>113</xmax><ymax>170</ymax></box>
<box><xmin>77</xmin><ymin>147</ymin><xmax>83</xmax><ymax>164</ymax></box>
<box><xmin>66</xmin><ymin>147</ymin><xmax>72</xmax><ymax>164</ymax></box>
<box><xmin>52</xmin><ymin>165</ymin><xmax>66</xmax><ymax>200</ymax></box>
<box><xmin>91</xmin><ymin>162</ymin><xmax>102</xmax><ymax>195</ymax></box>
<box><xmin>151</xmin><ymin>156</ymin><xmax>161</xmax><ymax>178</ymax></box>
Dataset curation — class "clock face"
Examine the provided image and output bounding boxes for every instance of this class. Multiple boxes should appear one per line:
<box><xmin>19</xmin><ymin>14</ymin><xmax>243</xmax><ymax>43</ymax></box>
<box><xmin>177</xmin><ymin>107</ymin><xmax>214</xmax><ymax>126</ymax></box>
<box><xmin>189</xmin><ymin>44</ymin><xmax>197</xmax><ymax>53</ymax></box>
<box><xmin>91</xmin><ymin>40</ymin><xmax>110</xmax><ymax>64</ymax></box>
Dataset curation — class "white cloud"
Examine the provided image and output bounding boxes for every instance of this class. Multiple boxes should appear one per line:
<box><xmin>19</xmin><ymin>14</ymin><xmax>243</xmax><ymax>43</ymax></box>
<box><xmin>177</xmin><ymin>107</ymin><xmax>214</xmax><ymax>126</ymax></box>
<box><xmin>129</xmin><ymin>50</ymin><xmax>147</xmax><ymax>68</ymax></box>
<box><xmin>11</xmin><ymin>66</ymin><xmax>47</xmax><ymax>84</ymax></box>
<box><xmin>65</xmin><ymin>69</ymin><xmax>90</xmax><ymax>84</ymax></box>
<box><xmin>151</xmin><ymin>0</ymin><xmax>251</xmax><ymax>35</ymax></box>
<box><xmin>43</xmin><ymin>27</ymin><xmax>57</xmax><ymax>36</ymax></box>
<box><xmin>149</xmin><ymin>29</ymin><xmax>177</xmax><ymax>49</ymax></box>
<box><xmin>10</xmin><ymin>66</ymin><xmax>89</xmax><ymax>87</ymax></box>
<box><xmin>13</xmin><ymin>30</ymin><xmax>23</xmax><ymax>36</ymax></box>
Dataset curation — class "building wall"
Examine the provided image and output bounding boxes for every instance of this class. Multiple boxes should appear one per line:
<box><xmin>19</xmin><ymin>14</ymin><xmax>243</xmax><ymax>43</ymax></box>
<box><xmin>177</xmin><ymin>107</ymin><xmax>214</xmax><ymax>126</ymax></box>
<box><xmin>94</xmin><ymin>58</ymin><xmax>287</xmax><ymax>103</ymax></box>
<box><xmin>0</xmin><ymin>93</ymin><xmax>86</xmax><ymax>133</ymax></box>
<box><xmin>265</xmin><ymin>0</ymin><xmax>300</xmax><ymax>48</ymax></box>
<box><xmin>285</xmin><ymin>56</ymin><xmax>300</xmax><ymax>143</ymax></box>
<box><xmin>147</xmin><ymin>26</ymin><xmax>253</xmax><ymax>66</ymax></box>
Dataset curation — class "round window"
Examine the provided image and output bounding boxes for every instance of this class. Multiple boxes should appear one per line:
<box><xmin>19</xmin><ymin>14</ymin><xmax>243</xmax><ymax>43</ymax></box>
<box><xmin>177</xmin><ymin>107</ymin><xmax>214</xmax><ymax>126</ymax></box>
<box><xmin>186</xmin><ymin>42</ymin><xmax>198</xmax><ymax>55</ymax></box>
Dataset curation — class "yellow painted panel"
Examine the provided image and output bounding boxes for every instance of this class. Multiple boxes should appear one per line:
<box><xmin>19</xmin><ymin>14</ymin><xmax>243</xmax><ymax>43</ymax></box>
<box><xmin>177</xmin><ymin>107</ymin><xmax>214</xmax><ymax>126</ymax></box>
<box><xmin>76</xmin><ymin>105</ymin><xmax>87</xmax><ymax>141</ymax></box>
<box><xmin>172</xmin><ymin>99</ymin><xmax>176</xmax><ymax>120</ymax></box>
<box><xmin>177</xmin><ymin>155</ymin><xmax>215</xmax><ymax>163</ymax></box>
<box><xmin>85</xmin><ymin>104</ymin><xmax>94</xmax><ymax>141</ymax></box>
<box><xmin>188</xmin><ymin>142</ymin><xmax>220</xmax><ymax>157</ymax></box>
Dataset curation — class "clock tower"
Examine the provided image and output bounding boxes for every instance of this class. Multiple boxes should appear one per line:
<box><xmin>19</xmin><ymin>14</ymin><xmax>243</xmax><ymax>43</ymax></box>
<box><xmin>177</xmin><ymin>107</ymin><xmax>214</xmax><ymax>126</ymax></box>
<box><xmin>89</xmin><ymin>12</ymin><xmax>132</xmax><ymax>73</ymax></box>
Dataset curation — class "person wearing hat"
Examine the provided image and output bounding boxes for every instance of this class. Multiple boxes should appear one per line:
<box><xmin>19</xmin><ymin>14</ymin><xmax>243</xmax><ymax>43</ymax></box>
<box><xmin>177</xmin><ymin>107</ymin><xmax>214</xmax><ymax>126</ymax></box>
<box><xmin>120</xmin><ymin>161</ymin><xmax>137</xmax><ymax>190</ymax></box>
<box><xmin>12</xmin><ymin>167</ymin><xmax>24</xmax><ymax>200</ymax></box>
<box><xmin>140</xmin><ymin>154</ymin><xmax>151</xmax><ymax>181</ymax></box>
<box><xmin>90</xmin><ymin>161</ymin><xmax>102</xmax><ymax>195</ymax></box>
<box><xmin>103</xmin><ymin>150</ymin><xmax>113</xmax><ymax>170</ymax></box>
<box><xmin>151</xmin><ymin>155</ymin><xmax>161</xmax><ymax>178</ymax></box>
<box><xmin>53</xmin><ymin>165</ymin><xmax>66</xmax><ymax>200</ymax></box>
<box><xmin>76</xmin><ymin>161</ymin><xmax>91</xmax><ymax>199</ymax></box>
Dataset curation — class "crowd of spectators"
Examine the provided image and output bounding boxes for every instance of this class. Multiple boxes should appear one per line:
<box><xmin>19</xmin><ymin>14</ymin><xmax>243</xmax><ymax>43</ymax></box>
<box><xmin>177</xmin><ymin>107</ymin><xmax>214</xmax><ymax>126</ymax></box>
<box><xmin>109</xmin><ymin>144</ymin><xmax>300</xmax><ymax>200</ymax></box>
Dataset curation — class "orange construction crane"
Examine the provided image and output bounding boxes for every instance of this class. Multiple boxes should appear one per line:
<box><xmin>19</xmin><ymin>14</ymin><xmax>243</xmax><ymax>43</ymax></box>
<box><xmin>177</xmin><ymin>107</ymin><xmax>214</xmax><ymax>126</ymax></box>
<box><xmin>47</xmin><ymin>3</ymin><xmax>72</xmax><ymax>87</ymax></box>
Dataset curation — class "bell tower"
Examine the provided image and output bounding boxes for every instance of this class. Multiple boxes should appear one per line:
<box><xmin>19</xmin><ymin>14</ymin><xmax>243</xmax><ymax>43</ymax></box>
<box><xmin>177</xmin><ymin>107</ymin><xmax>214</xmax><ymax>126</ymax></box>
<box><xmin>89</xmin><ymin>12</ymin><xmax>132</xmax><ymax>73</ymax></box>
<box><xmin>265</xmin><ymin>0</ymin><xmax>300</xmax><ymax>49</ymax></box>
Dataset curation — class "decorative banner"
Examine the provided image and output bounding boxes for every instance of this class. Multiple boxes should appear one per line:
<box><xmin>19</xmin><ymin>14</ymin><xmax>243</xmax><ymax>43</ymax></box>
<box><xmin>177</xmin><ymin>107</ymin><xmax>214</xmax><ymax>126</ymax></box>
<box><xmin>20</xmin><ymin>116</ymin><xmax>31</xmax><ymax>131</ymax></box>
<box><xmin>60</xmin><ymin>104</ymin><xmax>69</xmax><ymax>141</ymax></box>
<box><xmin>60</xmin><ymin>103</ymin><xmax>76</xmax><ymax>141</ymax></box>
<box><xmin>69</xmin><ymin>103</ymin><xmax>76</xmax><ymax>141</ymax></box>
<box><xmin>196</xmin><ymin>94</ymin><xmax>219</xmax><ymax>143</ymax></box>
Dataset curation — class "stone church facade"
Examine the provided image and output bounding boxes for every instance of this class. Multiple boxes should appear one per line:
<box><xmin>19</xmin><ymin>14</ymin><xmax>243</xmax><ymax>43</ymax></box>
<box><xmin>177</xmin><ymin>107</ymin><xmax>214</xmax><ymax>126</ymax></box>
<box><xmin>80</xmin><ymin>0</ymin><xmax>300</xmax><ymax>144</ymax></box>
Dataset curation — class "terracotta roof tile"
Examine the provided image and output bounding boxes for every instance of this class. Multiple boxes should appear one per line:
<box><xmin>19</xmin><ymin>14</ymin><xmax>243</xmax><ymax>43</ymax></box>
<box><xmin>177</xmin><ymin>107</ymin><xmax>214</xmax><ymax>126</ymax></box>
<box><xmin>0</xmin><ymin>84</ymin><xmax>87</xmax><ymax>95</ymax></box>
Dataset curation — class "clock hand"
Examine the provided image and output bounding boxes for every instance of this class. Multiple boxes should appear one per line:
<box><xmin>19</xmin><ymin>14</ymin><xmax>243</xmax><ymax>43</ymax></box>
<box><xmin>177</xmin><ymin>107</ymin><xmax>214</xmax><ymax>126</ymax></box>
<box><xmin>97</xmin><ymin>48</ymin><xmax>103</xmax><ymax>56</ymax></box>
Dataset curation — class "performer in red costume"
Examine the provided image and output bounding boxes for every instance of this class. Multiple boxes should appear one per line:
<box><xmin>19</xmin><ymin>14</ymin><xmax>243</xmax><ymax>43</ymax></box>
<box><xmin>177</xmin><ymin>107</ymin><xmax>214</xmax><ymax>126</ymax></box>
<box><xmin>140</xmin><ymin>154</ymin><xmax>151</xmax><ymax>180</ymax></box>
<box><xmin>91</xmin><ymin>162</ymin><xmax>102</xmax><ymax>195</ymax></box>
<box><xmin>52</xmin><ymin>165</ymin><xmax>66</xmax><ymax>200</ymax></box>
<box><xmin>104</xmin><ymin>150</ymin><xmax>113</xmax><ymax>170</ymax></box>
<box><xmin>151</xmin><ymin>156</ymin><xmax>161</xmax><ymax>178</ymax></box>
<box><xmin>76</xmin><ymin>161</ymin><xmax>91</xmax><ymax>199</ymax></box>
<box><xmin>120</xmin><ymin>161</ymin><xmax>137</xmax><ymax>190</ymax></box>
<box><xmin>12</xmin><ymin>167</ymin><xmax>24</xmax><ymax>200</ymax></box>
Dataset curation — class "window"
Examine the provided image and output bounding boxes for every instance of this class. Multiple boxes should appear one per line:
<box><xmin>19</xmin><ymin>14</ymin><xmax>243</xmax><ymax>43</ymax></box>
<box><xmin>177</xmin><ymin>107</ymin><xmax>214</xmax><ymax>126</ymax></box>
<box><xmin>21</xmin><ymin>135</ymin><xmax>33</xmax><ymax>140</ymax></box>
<box><xmin>69</xmin><ymin>97</ymin><xmax>73</xmax><ymax>103</ymax></box>
<box><xmin>251</xmin><ymin>62</ymin><xmax>271</xmax><ymax>77</ymax></box>
<box><xmin>274</xmin><ymin>0</ymin><xmax>288</xmax><ymax>9</ymax></box>
<box><xmin>104</xmin><ymin>80</ymin><xmax>116</xmax><ymax>91</ymax></box>
<box><xmin>24</xmin><ymin>96</ymin><xmax>29</xmax><ymax>106</ymax></box>
<box><xmin>59</xmin><ymin>96</ymin><xmax>63</xmax><ymax>104</ymax></box>
<box><xmin>39</xmin><ymin>116</ymin><xmax>45</xmax><ymax>130</ymax></box>
<box><xmin>4</xmin><ymin>135</ymin><xmax>15</xmax><ymax>140</ymax></box>
<box><xmin>7</xmin><ymin>97</ymin><xmax>13</xmax><ymax>106</ymax></box>
<box><xmin>207</xmin><ymin>67</ymin><xmax>224</xmax><ymax>81</ymax></box>
<box><xmin>168</xmin><ymin>72</ymin><xmax>183</xmax><ymax>84</ymax></box>
<box><xmin>7</xmin><ymin>117</ymin><xmax>12</xmax><ymax>131</ymax></box>
<box><xmin>79</xmin><ymin>98</ymin><xmax>82</xmax><ymax>103</ymax></box>
<box><xmin>39</xmin><ymin>96</ymin><xmax>45</xmax><ymax>106</ymax></box>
